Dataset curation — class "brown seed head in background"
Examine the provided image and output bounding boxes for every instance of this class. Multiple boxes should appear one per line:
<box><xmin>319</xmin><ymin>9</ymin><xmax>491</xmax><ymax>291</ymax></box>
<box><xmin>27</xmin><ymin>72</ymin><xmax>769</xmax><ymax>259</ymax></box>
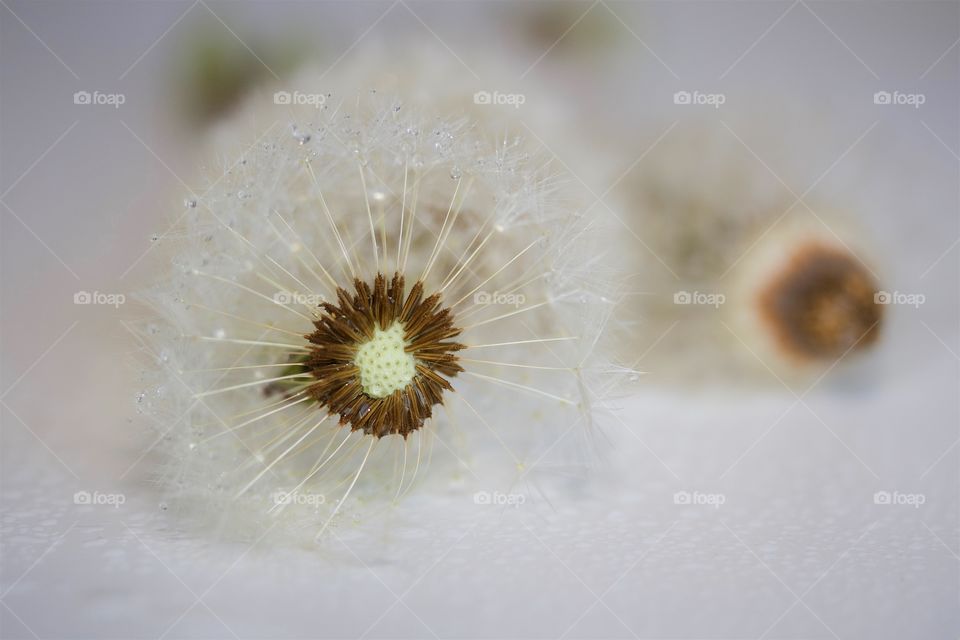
<box><xmin>758</xmin><ymin>244</ymin><xmax>883</xmax><ymax>362</ymax></box>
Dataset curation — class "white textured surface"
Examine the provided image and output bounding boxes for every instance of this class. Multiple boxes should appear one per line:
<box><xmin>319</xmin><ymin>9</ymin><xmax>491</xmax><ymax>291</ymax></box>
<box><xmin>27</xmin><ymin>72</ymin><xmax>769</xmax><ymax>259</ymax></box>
<box><xmin>2</xmin><ymin>378</ymin><xmax>957</xmax><ymax>638</ymax></box>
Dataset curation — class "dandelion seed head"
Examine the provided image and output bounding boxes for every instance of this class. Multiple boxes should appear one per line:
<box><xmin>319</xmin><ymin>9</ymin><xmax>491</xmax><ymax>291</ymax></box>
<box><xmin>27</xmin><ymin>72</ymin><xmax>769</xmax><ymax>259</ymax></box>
<box><xmin>136</xmin><ymin>54</ymin><xmax>626</xmax><ymax>541</ymax></box>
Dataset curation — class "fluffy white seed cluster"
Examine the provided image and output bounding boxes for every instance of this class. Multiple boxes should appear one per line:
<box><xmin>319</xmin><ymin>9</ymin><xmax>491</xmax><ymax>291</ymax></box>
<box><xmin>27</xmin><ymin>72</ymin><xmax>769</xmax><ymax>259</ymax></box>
<box><xmin>135</xmin><ymin>57</ymin><xmax>624</xmax><ymax>540</ymax></box>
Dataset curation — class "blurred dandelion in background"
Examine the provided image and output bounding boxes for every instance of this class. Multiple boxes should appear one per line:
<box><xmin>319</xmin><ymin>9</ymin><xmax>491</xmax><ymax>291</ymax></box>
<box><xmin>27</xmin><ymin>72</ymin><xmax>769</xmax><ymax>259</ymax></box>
<box><xmin>615</xmin><ymin>119</ymin><xmax>887</xmax><ymax>387</ymax></box>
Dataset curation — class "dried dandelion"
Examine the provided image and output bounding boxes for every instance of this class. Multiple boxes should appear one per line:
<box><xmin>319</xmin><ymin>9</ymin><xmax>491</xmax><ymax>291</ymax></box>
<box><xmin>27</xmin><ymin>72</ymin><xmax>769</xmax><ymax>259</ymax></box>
<box><xmin>617</xmin><ymin>119</ymin><xmax>884</xmax><ymax>384</ymax></box>
<box><xmin>135</xmin><ymin>70</ymin><xmax>621</xmax><ymax>540</ymax></box>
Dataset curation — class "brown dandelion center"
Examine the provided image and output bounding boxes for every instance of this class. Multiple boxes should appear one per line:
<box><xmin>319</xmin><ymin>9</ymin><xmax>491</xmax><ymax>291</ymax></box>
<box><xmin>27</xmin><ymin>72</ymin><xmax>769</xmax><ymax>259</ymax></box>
<box><xmin>304</xmin><ymin>272</ymin><xmax>464</xmax><ymax>438</ymax></box>
<box><xmin>758</xmin><ymin>244</ymin><xmax>883</xmax><ymax>361</ymax></box>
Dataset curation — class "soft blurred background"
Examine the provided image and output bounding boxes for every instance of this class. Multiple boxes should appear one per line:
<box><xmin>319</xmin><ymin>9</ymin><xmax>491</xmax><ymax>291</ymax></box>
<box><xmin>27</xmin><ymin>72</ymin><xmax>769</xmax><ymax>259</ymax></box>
<box><xmin>1</xmin><ymin>1</ymin><xmax>957</xmax><ymax>638</ymax></box>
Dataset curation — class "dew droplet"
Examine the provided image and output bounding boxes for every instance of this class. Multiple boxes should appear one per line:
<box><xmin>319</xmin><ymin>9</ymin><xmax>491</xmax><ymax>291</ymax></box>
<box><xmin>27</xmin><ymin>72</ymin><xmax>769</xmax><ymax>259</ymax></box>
<box><xmin>290</xmin><ymin>124</ymin><xmax>311</xmax><ymax>145</ymax></box>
